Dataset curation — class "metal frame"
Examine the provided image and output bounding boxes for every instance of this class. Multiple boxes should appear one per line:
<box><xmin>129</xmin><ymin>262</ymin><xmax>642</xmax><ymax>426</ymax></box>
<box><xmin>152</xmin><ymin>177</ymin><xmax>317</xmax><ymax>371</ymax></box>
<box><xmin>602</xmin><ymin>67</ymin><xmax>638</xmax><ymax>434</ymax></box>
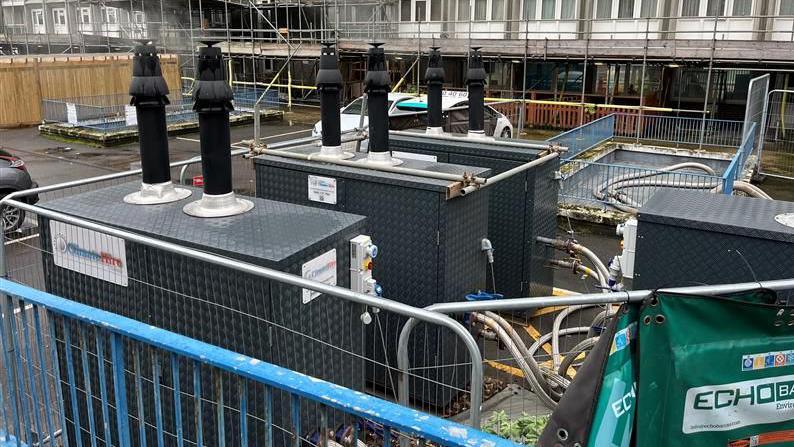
<box><xmin>757</xmin><ymin>88</ymin><xmax>794</xmax><ymax>180</ymax></box>
<box><xmin>0</xmin><ymin>278</ymin><xmax>516</xmax><ymax>447</ymax></box>
<box><xmin>396</xmin><ymin>277</ymin><xmax>794</xmax><ymax>410</ymax></box>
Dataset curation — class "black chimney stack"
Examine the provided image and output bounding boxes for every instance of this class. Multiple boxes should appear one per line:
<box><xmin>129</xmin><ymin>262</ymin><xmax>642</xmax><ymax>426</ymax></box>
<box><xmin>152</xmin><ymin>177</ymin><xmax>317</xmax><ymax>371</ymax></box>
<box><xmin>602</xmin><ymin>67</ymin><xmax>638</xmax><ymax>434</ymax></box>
<box><xmin>124</xmin><ymin>40</ymin><xmax>191</xmax><ymax>205</ymax></box>
<box><xmin>425</xmin><ymin>46</ymin><xmax>445</xmax><ymax>134</ymax></box>
<box><xmin>183</xmin><ymin>41</ymin><xmax>253</xmax><ymax>217</ymax></box>
<box><xmin>315</xmin><ymin>42</ymin><xmax>353</xmax><ymax>159</ymax></box>
<box><xmin>363</xmin><ymin>43</ymin><xmax>401</xmax><ymax>165</ymax></box>
<box><xmin>465</xmin><ymin>47</ymin><xmax>487</xmax><ymax>138</ymax></box>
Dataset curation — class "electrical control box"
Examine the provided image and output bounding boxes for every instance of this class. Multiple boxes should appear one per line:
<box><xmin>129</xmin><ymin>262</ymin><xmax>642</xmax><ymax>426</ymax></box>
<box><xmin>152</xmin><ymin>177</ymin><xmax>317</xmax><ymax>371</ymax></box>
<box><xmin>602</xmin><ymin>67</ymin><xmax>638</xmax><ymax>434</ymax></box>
<box><xmin>617</xmin><ymin>217</ymin><xmax>638</xmax><ymax>279</ymax></box>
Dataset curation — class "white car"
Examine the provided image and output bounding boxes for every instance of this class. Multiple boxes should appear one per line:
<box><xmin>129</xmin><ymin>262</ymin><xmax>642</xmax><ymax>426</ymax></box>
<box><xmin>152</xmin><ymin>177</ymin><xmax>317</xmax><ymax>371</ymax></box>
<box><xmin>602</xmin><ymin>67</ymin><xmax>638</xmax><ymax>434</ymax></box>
<box><xmin>312</xmin><ymin>92</ymin><xmax>514</xmax><ymax>149</ymax></box>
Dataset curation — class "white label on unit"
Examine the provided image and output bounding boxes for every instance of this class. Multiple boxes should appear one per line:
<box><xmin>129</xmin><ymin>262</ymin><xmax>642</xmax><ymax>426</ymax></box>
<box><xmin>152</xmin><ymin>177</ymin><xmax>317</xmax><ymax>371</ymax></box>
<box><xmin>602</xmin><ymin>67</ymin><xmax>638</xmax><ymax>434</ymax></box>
<box><xmin>66</xmin><ymin>103</ymin><xmax>78</xmax><ymax>124</ymax></box>
<box><xmin>124</xmin><ymin>105</ymin><xmax>138</xmax><ymax>126</ymax></box>
<box><xmin>301</xmin><ymin>249</ymin><xmax>337</xmax><ymax>304</ymax></box>
<box><xmin>308</xmin><ymin>175</ymin><xmax>337</xmax><ymax>204</ymax></box>
<box><xmin>50</xmin><ymin>221</ymin><xmax>129</xmax><ymax>287</ymax></box>
<box><xmin>391</xmin><ymin>151</ymin><xmax>438</xmax><ymax>163</ymax></box>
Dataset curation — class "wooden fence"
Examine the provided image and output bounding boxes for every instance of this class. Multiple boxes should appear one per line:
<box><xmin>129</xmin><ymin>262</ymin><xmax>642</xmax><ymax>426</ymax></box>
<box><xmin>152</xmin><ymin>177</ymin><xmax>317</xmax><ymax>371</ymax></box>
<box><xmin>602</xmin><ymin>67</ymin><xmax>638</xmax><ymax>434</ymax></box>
<box><xmin>0</xmin><ymin>53</ymin><xmax>182</xmax><ymax>128</ymax></box>
<box><xmin>490</xmin><ymin>100</ymin><xmax>652</xmax><ymax>133</ymax></box>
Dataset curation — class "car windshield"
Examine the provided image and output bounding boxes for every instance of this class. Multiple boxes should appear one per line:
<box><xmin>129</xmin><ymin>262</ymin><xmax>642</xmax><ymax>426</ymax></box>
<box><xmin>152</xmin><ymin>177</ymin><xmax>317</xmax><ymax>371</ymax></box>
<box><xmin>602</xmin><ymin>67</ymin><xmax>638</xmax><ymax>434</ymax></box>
<box><xmin>342</xmin><ymin>98</ymin><xmax>394</xmax><ymax>115</ymax></box>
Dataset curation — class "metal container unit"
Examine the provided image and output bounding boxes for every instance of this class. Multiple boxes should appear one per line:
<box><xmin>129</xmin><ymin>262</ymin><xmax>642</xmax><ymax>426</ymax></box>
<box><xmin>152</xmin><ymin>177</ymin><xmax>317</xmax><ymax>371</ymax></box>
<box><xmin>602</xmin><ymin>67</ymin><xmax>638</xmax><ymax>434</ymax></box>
<box><xmin>39</xmin><ymin>182</ymin><xmax>369</xmax><ymax>446</ymax></box>
<box><xmin>254</xmin><ymin>149</ymin><xmax>491</xmax><ymax>408</ymax></box>
<box><xmin>633</xmin><ymin>190</ymin><xmax>794</xmax><ymax>290</ymax></box>
<box><xmin>388</xmin><ymin>133</ymin><xmax>560</xmax><ymax>298</ymax></box>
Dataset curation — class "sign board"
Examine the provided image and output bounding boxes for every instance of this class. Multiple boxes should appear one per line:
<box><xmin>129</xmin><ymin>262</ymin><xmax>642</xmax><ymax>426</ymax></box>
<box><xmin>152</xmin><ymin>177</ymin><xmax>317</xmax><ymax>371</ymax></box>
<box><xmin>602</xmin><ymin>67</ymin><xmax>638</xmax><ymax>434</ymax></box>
<box><xmin>301</xmin><ymin>249</ymin><xmax>337</xmax><ymax>304</ymax></box>
<box><xmin>308</xmin><ymin>175</ymin><xmax>337</xmax><ymax>204</ymax></box>
<box><xmin>50</xmin><ymin>221</ymin><xmax>129</xmax><ymax>287</ymax></box>
<box><xmin>125</xmin><ymin>105</ymin><xmax>138</xmax><ymax>127</ymax></box>
<box><xmin>66</xmin><ymin>103</ymin><xmax>78</xmax><ymax>124</ymax></box>
<box><xmin>192</xmin><ymin>175</ymin><xmax>204</xmax><ymax>187</ymax></box>
<box><xmin>391</xmin><ymin>151</ymin><xmax>438</xmax><ymax>163</ymax></box>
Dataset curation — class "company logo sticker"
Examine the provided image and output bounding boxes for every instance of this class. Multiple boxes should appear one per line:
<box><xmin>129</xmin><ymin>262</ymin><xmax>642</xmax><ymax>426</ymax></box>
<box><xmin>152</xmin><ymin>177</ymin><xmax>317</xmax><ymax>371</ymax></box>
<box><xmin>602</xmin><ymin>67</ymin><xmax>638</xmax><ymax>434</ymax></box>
<box><xmin>683</xmin><ymin>374</ymin><xmax>794</xmax><ymax>434</ymax></box>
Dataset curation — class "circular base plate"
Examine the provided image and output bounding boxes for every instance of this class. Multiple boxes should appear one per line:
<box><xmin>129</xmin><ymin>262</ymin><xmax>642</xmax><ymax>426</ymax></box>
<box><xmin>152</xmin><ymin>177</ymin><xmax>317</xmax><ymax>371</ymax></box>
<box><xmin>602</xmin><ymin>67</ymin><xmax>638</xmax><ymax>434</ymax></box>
<box><xmin>775</xmin><ymin>213</ymin><xmax>794</xmax><ymax>228</ymax></box>
<box><xmin>123</xmin><ymin>185</ymin><xmax>192</xmax><ymax>205</ymax></box>
<box><xmin>183</xmin><ymin>195</ymin><xmax>254</xmax><ymax>218</ymax></box>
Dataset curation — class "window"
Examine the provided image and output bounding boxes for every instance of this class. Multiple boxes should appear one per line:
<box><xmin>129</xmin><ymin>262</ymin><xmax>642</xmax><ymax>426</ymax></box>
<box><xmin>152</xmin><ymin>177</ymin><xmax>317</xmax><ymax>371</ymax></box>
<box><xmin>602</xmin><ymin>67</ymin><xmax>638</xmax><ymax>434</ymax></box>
<box><xmin>541</xmin><ymin>0</ymin><xmax>555</xmax><ymax>18</ymax></box>
<box><xmin>618</xmin><ymin>0</ymin><xmax>634</xmax><ymax>17</ymax></box>
<box><xmin>596</xmin><ymin>0</ymin><xmax>611</xmax><ymax>18</ymax></box>
<box><xmin>522</xmin><ymin>0</ymin><xmax>536</xmax><ymax>19</ymax></box>
<box><xmin>732</xmin><ymin>0</ymin><xmax>751</xmax><ymax>15</ymax></box>
<box><xmin>782</xmin><ymin>0</ymin><xmax>794</xmax><ymax>14</ymax></box>
<box><xmin>640</xmin><ymin>0</ymin><xmax>658</xmax><ymax>17</ymax></box>
<box><xmin>430</xmin><ymin>0</ymin><xmax>441</xmax><ymax>20</ymax></box>
<box><xmin>79</xmin><ymin>7</ymin><xmax>91</xmax><ymax>24</ymax></box>
<box><xmin>492</xmin><ymin>0</ymin><xmax>505</xmax><ymax>20</ymax></box>
<box><xmin>31</xmin><ymin>9</ymin><xmax>44</xmax><ymax>26</ymax></box>
<box><xmin>104</xmin><ymin>7</ymin><xmax>118</xmax><ymax>24</ymax></box>
<box><xmin>681</xmin><ymin>0</ymin><xmax>700</xmax><ymax>16</ymax></box>
<box><xmin>415</xmin><ymin>0</ymin><xmax>427</xmax><ymax>21</ymax></box>
<box><xmin>474</xmin><ymin>0</ymin><xmax>487</xmax><ymax>20</ymax></box>
<box><xmin>52</xmin><ymin>8</ymin><xmax>67</xmax><ymax>25</ymax></box>
<box><xmin>400</xmin><ymin>0</ymin><xmax>411</xmax><ymax>21</ymax></box>
<box><xmin>458</xmin><ymin>0</ymin><xmax>470</xmax><ymax>20</ymax></box>
<box><xmin>706</xmin><ymin>0</ymin><xmax>725</xmax><ymax>15</ymax></box>
<box><xmin>133</xmin><ymin>11</ymin><xmax>146</xmax><ymax>24</ymax></box>
<box><xmin>560</xmin><ymin>0</ymin><xmax>575</xmax><ymax>18</ymax></box>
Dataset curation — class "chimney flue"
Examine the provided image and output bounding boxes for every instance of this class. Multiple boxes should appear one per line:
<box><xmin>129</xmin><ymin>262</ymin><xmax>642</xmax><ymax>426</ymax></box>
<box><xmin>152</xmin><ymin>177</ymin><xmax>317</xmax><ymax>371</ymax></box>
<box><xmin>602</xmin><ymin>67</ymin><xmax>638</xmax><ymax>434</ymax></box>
<box><xmin>183</xmin><ymin>41</ymin><xmax>253</xmax><ymax>218</ymax></box>
<box><xmin>425</xmin><ymin>46</ymin><xmax>445</xmax><ymax>135</ymax></box>
<box><xmin>362</xmin><ymin>42</ymin><xmax>402</xmax><ymax>166</ymax></box>
<box><xmin>315</xmin><ymin>42</ymin><xmax>353</xmax><ymax>159</ymax></box>
<box><xmin>465</xmin><ymin>47</ymin><xmax>487</xmax><ymax>138</ymax></box>
<box><xmin>124</xmin><ymin>40</ymin><xmax>192</xmax><ymax>205</ymax></box>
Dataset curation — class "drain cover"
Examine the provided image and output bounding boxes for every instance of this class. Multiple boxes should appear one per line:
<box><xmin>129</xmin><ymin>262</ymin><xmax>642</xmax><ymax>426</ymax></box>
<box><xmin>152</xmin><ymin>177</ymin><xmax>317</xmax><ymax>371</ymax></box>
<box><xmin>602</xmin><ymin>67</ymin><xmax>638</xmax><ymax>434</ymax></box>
<box><xmin>775</xmin><ymin>213</ymin><xmax>794</xmax><ymax>228</ymax></box>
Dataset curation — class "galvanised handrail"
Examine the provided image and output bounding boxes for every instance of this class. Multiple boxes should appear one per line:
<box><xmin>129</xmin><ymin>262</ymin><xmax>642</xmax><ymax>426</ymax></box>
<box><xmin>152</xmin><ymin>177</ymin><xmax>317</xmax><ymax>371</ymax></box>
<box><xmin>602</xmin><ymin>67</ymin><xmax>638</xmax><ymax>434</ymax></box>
<box><xmin>0</xmin><ymin>279</ymin><xmax>515</xmax><ymax>447</ymax></box>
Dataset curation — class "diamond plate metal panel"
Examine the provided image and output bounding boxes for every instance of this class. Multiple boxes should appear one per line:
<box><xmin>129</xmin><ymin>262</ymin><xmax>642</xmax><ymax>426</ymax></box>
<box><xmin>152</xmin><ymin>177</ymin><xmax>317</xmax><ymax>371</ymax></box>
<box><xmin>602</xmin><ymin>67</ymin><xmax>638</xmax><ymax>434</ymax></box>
<box><xmin>255</xmin><ymin>156</ymin><xmax>489</xmax><ymax>408</ymax></box>
<box><xmin>390</xmin><ymin>134</ymin><xmax>559</xmax><ymax>298</ymax></box>
<box><xmin>39</xmin><ymin>183</ymin><xmax>367</xmax><ymax>446</ymax></box>
<box><xmin>635</xmin><ymin>190</ymin><xmax>794</xmax><ymax>290</ymax></box>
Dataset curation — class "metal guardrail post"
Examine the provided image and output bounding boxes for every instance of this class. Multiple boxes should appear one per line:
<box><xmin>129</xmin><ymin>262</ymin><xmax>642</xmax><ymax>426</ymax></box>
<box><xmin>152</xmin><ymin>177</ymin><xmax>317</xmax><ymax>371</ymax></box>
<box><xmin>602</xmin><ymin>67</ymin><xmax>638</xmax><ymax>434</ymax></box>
<box><xmin>254</xmin><ymin>103</ymin><xmax>261</xmax><ymax>145</ymax></box>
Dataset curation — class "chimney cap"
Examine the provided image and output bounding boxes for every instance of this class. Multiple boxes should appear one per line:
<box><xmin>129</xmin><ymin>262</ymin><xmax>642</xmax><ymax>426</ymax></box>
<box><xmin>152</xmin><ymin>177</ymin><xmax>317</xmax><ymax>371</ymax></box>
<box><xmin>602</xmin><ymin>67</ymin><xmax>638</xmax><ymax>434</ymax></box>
<box><xmin>200</xmin><ymin>40</ymin><xmax>221</xmax><ymax>47</ymax></box>
<box><xmin>321</xmin><ymin>41</ymin><xmax>337</xmax><ymax>48</ymax></box>
<box><xmin>369</xmin><ymin>42</ymin><xmax>385</xmax><ymax>48</ymax></box>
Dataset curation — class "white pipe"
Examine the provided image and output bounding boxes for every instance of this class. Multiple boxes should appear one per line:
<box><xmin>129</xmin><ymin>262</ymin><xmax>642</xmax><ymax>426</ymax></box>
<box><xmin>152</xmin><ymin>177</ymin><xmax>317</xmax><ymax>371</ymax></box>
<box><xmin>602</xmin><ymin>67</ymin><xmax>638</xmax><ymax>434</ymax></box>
<box><xmin>460</xmin><ymin>151</ymin><xmax>560</xmax><ymax>195</ymax></box>
<box><xmin>389</xmin><ymin>129</ymin><xmax>557</xmax><ymax>150</ymax></box>
<box><xmin>257</xmin><ymin>148</ymin><xmax>487</xmax><ymax>184</ymax></box>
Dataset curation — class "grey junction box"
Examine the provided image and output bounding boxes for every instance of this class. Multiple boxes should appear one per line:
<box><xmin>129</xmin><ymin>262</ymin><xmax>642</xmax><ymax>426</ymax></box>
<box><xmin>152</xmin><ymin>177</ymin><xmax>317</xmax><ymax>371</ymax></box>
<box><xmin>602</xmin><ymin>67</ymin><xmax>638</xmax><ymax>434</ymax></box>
<box><xmin>633</xmin><ymin>189</ymin><xmax>794</xmax><ymax>290</ymax></box>
<box><xmin>254</xmin><ymin>148</ymin><xmax>490</xmax><ymax>408</ymax></box>
<box><xmin>38</xmin><ymin>182</ymin><xmax>368</xmax><ymax>446</ymax></box>
<box><xmin>388</xmin><ymin>132</ymin><xmax>560</xmax><ymax>298</ymax></box>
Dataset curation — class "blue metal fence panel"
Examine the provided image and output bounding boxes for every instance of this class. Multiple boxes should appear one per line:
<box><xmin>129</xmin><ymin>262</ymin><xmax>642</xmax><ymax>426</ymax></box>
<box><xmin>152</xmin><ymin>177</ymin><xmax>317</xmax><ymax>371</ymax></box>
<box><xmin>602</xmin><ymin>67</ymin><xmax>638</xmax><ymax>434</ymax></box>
<box><xmin>0</xmin><ymin>279</ymin><xmax>519</xmax><ymax>447</ymax></box>
<box><xmin>547</xmin><ymin>114</ymin><xmax>615</xmax><ymax>160</ymax></box>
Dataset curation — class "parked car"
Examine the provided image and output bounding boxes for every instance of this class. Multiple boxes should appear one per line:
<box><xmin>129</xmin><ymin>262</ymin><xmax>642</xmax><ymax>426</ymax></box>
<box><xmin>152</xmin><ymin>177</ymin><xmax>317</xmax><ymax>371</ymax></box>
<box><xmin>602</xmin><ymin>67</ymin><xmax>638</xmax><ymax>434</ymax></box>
<box><xmin>312</xmin><ymin>91</ymin><xmax>514</xmax><ymax>147</ymax></box>
<box><xmin>0</xmin><ymin>148</ymin><xmax>39</xmax><ymax>232</ymax></box>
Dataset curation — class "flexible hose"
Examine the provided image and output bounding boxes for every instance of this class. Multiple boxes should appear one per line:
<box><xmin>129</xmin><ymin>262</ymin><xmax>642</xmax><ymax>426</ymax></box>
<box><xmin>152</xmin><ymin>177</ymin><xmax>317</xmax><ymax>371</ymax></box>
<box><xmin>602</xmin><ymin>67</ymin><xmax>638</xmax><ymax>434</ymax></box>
<box><xmin>537</xmin><ymin>237</ymin><xmax>610</xmax><ymax>287</ymax></box>
<box><xmin>472</xmin><ymin>312</ymin><xmax>560</xmax><ymax>409</ymax></box>
<box><xmin>482</xmin><ymin>311</ymin><xmax>556</xmax><ymax>396</ymax></box>
<box><xmin>528</xmin><ymin>326</ymin><xmax>592</xmax><ymax>359</ymax></box>
<box><xmin>558</xmin><ymin>337</ymin><xmax>599</xmax><ymax>379</ymax></box>
<box><xmin>550</xmin><ymin>305</ymin><xmax>600</xmax><ymax>370</ymax></box>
